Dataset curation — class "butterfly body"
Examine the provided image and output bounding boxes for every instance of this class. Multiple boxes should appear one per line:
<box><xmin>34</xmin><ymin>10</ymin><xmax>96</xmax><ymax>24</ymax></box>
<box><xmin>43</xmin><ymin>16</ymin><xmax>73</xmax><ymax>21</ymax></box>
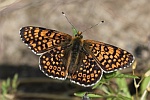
<box><xmin>67</xmin><ymin>34</ymin><xmax>83</xmax><ymax>75</ymax></box>
<box><xmin>20</xmin><ymin>26</ymin><xmax>134</xmax><ymax>87</ymax></box>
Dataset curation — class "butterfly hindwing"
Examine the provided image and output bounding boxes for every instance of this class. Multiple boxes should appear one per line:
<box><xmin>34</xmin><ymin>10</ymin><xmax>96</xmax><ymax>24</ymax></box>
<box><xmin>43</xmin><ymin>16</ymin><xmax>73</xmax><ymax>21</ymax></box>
<box><xmin>39</xmin><ymin>46</ymin><xmax>71</xmax><ymax>80</ymax></box>
<box><xmin>70</xmin><ymin>49</ymin><xmax>103</xmax><ymax>87</ymax></box>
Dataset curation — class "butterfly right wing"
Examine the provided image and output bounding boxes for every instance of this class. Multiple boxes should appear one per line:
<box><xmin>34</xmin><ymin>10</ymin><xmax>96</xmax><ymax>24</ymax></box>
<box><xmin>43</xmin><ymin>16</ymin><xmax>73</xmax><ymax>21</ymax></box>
<box><xmin>83</xmin><ymin>40</ymin><xmax>134</xmax><ymax>73</ymax></box>
<box><xmin>20</xmin><ymin>26</ymin><xmax>72</xmax><ymax>55</ymax></box>
<box><xmin>70</xmin><ymin>48</ymin><xmax>103</xmax><ymax>87</ymax></box>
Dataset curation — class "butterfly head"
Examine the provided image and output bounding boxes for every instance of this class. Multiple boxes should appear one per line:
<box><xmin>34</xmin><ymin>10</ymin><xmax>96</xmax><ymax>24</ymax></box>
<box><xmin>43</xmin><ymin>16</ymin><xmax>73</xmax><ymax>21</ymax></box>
<box><xmin>75</xmin><ymin>31</ymin><xmax>83</xmax><ymax>39</ymax></box>
<box><xmin>72</xmin><ymin>27</ymin><xmax>83</xmax><ymax>39</ymax></box>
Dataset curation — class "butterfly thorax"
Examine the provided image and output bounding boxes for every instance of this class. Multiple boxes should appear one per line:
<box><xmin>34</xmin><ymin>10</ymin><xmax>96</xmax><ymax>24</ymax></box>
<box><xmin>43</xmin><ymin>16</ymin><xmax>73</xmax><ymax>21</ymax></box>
<box><xmin>68</xmin><ymin>34</ymin><xmax>83</xmax><ymax>75</ymax></box>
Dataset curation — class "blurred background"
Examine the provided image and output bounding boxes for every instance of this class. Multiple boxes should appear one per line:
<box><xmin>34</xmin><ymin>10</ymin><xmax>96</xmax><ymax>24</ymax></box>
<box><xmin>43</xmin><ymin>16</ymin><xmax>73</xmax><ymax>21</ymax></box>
<box><xmin>0</xmin><ymin>0</ymin><xmax>150</xmax><ymax>100</ymax></box>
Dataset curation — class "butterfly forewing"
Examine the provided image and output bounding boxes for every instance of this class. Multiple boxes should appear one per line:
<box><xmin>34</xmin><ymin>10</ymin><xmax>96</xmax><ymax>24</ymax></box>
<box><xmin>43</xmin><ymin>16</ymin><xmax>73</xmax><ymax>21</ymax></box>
<box><xmin>20</xmin><ymin>26</ymin><xmax>72</xmax><ymax>55</ymax></box>
<box><xmin>83</xmin><ymin>40</ymin><xmax>134</xmax><ymax>73</ymax></box>
<box><xmin>39</xmin><ymin>46</ymin><xmax>71</xmax><ymax>80</ymax></box>
<box><xmin>70</xmin><ymin>49</ymin><xmax>103</xmax><ymax>87</ymax></box>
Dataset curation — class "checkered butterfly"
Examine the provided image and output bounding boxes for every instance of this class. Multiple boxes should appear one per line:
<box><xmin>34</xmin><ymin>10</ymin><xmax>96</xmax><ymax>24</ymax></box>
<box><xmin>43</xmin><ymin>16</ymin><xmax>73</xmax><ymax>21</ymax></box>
<box><xmin>20</xmin><ymin>26</ymin><xmax>134</xmax><ymax>87</ymax></box>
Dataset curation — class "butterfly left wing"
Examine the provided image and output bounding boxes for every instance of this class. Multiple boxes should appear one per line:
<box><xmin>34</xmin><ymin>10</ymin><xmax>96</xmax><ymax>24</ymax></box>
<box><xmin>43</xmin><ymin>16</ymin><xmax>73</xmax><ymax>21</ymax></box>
<box><xmin>20</xmin><ymin>26</ymin><xmax>72</xmax><ymax>55</ymax></box>
<box><xmin>83</xmin><ymin>40</ymin><xmax>135</xmax><ymax>73</ymax></box>
<box><xmin>39</xmin><ymin>46</ymin><xmax>71</xmax><ymax>80</ymax></box>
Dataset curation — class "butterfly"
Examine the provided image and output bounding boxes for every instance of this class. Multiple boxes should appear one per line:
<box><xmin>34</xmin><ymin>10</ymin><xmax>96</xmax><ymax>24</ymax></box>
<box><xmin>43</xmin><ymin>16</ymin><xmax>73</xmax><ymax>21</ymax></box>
<box><xmin>20</xmin><ymin>26</ymin><xmax>134</xmax><ymax>87</ymax></box>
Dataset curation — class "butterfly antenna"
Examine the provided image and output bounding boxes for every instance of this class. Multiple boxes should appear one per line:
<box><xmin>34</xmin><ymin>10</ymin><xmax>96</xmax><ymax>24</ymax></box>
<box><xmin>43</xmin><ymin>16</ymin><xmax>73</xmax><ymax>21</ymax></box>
<box><xmin>82</xmin><ymin>20</ymin><xmax>104</xmax><ymax>33</ymax></box>
<box><xmin>62</xmin><ymin>12</ymin><xmax>78</xmax><ymax>35</ymax></box>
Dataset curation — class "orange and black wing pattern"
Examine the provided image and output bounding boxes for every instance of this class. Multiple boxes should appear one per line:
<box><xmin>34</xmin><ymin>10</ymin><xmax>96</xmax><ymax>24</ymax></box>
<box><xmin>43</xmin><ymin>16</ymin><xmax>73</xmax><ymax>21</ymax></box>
<box><xmin>20</xmin><ymin>26</ymin><xmax>72</xmax><ymax>55</ymax></box>
<box><xmin>83</xmin><ymin>40</ymin><xmax>134</xmax><ymax>73</ymax></box>
<box><xmin>70</xmin><ymin>49</ymin><xmax>103</xmax><ymax>87</ymax></box>
<box><xmin>39</xmin><ymin>46</ymin><xmax>70</xmax><ymax>80</ymax></box>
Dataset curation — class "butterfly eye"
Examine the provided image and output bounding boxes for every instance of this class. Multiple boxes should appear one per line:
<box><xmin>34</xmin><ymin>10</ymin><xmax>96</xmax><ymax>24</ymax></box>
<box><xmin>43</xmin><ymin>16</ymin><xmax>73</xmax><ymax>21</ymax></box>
<box><xmin>80</xmin><ymin>35</ymin><xmax>83</xmax><ymax>38</ymax></box>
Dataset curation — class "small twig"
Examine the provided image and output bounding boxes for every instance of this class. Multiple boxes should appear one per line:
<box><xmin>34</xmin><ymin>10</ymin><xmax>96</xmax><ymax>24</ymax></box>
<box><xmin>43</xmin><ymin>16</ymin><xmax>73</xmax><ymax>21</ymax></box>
<box><xmin>140</xmin><ymin>80</ymin><xmax>150</xmax><ymax>100</ymax></box>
